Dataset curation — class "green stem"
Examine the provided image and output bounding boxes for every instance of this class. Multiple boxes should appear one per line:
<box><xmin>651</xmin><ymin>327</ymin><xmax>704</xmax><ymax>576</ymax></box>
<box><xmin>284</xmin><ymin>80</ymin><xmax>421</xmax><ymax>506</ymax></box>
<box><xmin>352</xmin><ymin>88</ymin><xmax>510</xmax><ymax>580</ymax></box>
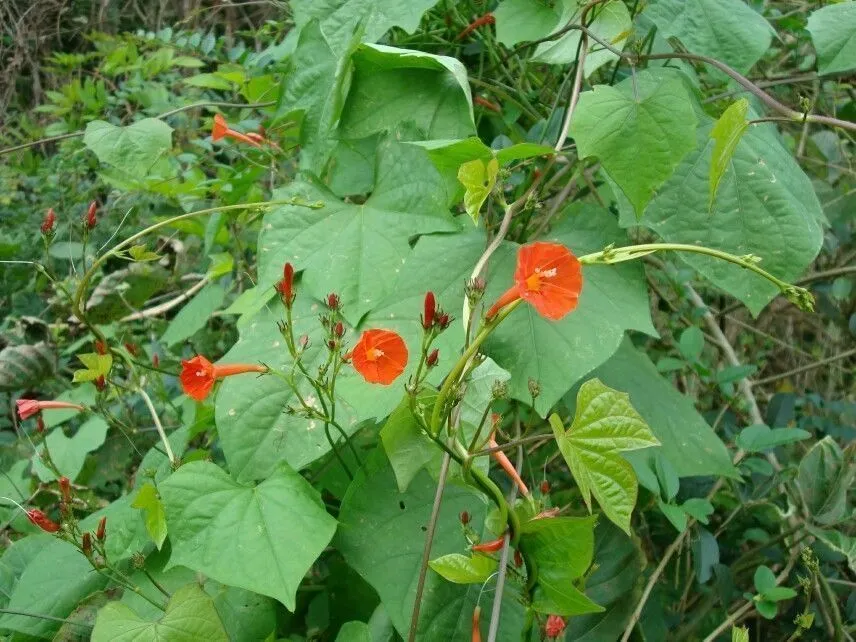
<box><xmin>578</xmin><ymin>243</ymin><xmax>813</xmax><ymax>310</ymax></box>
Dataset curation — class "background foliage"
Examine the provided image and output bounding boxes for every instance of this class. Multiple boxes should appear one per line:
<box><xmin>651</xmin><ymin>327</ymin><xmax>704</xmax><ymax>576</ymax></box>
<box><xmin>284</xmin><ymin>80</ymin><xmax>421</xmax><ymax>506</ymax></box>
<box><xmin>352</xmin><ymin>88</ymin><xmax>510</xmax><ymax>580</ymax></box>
<box><xmin>0</xmin><ymin>0</ymin><xmax>854</xmax><ymax>640</ymax></box>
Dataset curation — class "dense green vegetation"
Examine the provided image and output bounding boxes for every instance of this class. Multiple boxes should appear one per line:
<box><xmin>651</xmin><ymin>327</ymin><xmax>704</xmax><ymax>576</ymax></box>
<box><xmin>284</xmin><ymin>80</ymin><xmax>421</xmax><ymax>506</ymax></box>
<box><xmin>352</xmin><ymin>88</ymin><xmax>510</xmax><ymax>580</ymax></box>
<box><xmin>0</xmin><ymin>1</ymin><xmax>854</xmax><ymax>640</ymax></box>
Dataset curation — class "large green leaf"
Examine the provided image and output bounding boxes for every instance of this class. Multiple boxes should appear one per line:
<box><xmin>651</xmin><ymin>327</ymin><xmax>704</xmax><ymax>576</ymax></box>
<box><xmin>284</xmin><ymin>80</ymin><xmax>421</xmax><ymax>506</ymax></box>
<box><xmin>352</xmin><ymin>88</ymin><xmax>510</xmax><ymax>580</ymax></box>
<box><xmin>565</xmin><ymin>522</ymin><xmax>646</xmax><ymax>641</ymax></box>
<box><xmin>159</xmin><ymin>461</ymin><xmax>337</xmax><ymax>610</ymax></box>
<box><xmin>337</xmin><ymin>621</ymin><xmax>373</xmax><ymax>642</ymax></box>
<box><xmin>806</xmin><ymin>2</ymin><xmax>856</xmax><ymax>76</ymax></box>
<box><xmin>796</xmin><ymin>437</ymin><xmax>855</xmax><ymax>526</ymax></box>
<box><xmin>160</xmin><ymin>283</ymin><xmax>225</xmax><ymax>348</ymax></box>
<box><xmin>83</xmin><ymin>118</ymin><xmax>173</xmax><ymax>178</ymax></box>
<box><xmin>92</xmin><ymin>583</ymin><xmax>228</xmax><ymax>642</ymax></box>
<box><xmin>519</xmin><ymin>516</ymin><xmax>602</xmax><ymax>616</ymax></box>
<box><xmin>550</xmin><ymin>379</ymin><xmax>660</xmax><ymax>534</ymax></box>
<box><xmin>0</xmin><ymin>539</ymin><xmax>108</xmax><ymax>638</ymax></box>
<box><xmin>339</xmin><ymin>44</ymin><xmax>474</xmax><ymax>142</ymax></box>
<box><xmin>645</xmin><ymin>0</ymin><xmax>774</xmax><ymax>74</ymax></box>
<box><xmin>615</xmin><ymin>106</ymin><xmax>824</xmax><ymax>316</ymax></box>
<box><xmin>292</xmin><ymin>0</ymin><xmax>441</xmax><ymax>55</ymax></box>
<box><xmin>0</xmin><ymin>342</ymin><xmax>56</xmax><ymax>391</ymax></box>
<box><xmin>32</xmin><ymin>416</ymin><xmax>109</xmax><ymax>482</ymax></box>
<box><xmin>337</xmin><ymin>449</ymin><xmax>524</xmax><ymax>640</ymax></box>
<box><xmin>257</xmin><ymin>140</ymin><xmax>457</xmax><ymax>324</ymax></box>
<box><xmin>583</xmin><ymin>338</ymin><xmax>736</xmax><ymax>479</ymax></box>
<box><xmin>120</xmin><ymin>562</ymin><xmax>277</xmax><ymax>642</ymax></box>
<box><xmin>380</xmin><ymin>393</ymin><xmax>441</xmax><ymax>492</ymax></box>
<box><xmin>280</xmin><ymin>21</ymin><xmax>347</xmax><ymax>174</ymax></box>
<box><xmin>571</xmin><ymin>70</ymin><xmax>698</xmax><ymax>216</ymax></box>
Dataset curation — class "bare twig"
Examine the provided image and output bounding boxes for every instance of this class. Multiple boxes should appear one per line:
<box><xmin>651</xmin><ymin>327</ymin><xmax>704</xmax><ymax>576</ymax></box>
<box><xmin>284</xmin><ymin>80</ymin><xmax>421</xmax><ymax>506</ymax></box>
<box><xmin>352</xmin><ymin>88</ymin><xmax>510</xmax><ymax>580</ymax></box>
<box><xmin>408</xmin><ymin>452</ymin><xmax>452</xmax><ymax>642</ymax></box>
<box><xmin>120</xmin><ymin>276</ymin><xmax>209</xmax><ymax>321</ymax></box>
<box><xmin>753</xmin><ymin>348</ymin><xmax>856</xmax><ymax>387</ymax></box>
<box><xmin>138</xmin><ymin>383</ymin><xmax>177</xmax><ymax>467</ymax></box>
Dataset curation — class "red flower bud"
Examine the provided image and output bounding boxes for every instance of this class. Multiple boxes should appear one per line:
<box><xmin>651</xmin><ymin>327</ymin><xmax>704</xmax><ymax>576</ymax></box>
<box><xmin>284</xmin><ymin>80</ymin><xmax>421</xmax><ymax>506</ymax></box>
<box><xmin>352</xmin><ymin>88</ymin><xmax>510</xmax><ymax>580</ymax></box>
<box><xmin>327</xmin><ymin>293</ymin><xmax>340</xmax><ymax>310</ymax></box>
<box><xmin>276</xmin><ymin>262</ymin><xmax>295</xmax><ymax>304</ymax></box>
<box><xmin>327</xmin><ymin>339</ymin><xmax>336</xmax><ymax>350</ymax></box>
<box><xmin>423</xmin><ymin>291</ymin><xmax>436</xmax><ymax>330</ymax></box>
<box><xmin>58</xmin><ymin>476</ymin><xmax>71</xmax><ymax>503</ymax></box>
<box><xmin>124</xmin><ymin>342</ymin><xmax>139</xmax><ymax>357</ymax></box>
<box><xmin>152</xmin><ymin>354</ymin><xmax>160</xmax><ymax>368</ymax></box>
<box><xmin>334</xmin><ymin>321</ymin><xmax>345</xmax><ymax>338</ymax></box>
<box><xmin>426</xmin><ymin>348</ymin><xmax>439</xmax><ymax>367</ymax></box>
<box><xmin>472</xmin><ymin>605</ymin><xmax>482</xmax><ymax>642</ymax></box>
<box><xmin>299</xmin><ymin>334</ymin><xmax>309</xmax><ymax>349</ymax></box>
<box><xmin>96</xmin><ymin>516</ymin><xmax>107</xmax><ymax>541</ymax></box>
<box><xmin>460</xmin><ymin>510</ymin><xmax>470</xmax><ymax>525</ymax></box>
<box><xmin>26</xmin><ymin>509</ymin><xmax>60</xmax><ymax>533</ymax></box>
<box><xmin>94</xmin><ymin>340</ymin><xmax>108</xmax><ymax>355</ymax></box>
<box><xmin>36</xmin><ymin>415</ymin><xmax>45</xmax><ymax>433</ymax></box>
<box><xmin>514</xmin><ymin>550</ymin><xmax>523</xmax><ymax>568</ymax></box>
<box><xmin>82</xmin><ymin>532</ymin><xmax>92</xmax><ymax>556</ymax></box>
<box><xmin>545</xmin><ymin>615</ymin><xmax>566</xmax><ymax>639</ymax></box>
<box><xmin>540</xmin><ymin>480</ymin><xmax>550</xmax><ymax>495</ymax></box>
<box><xmin>85</xmin><ymin>201</ymin><xmax>98</xmax><ymax>230</ymax></box>
<box><xmin>436</xmin><ymin>313</ymin><xmax>451</xmax><ymax>330</ymax></box>
<box><xmin>41</xmin><ymin>208</ymin><xmax>56</xmax><ymax>234</ymax></box>
<box><xmin>472</xmin><ymin>536</ymin><xmax>504</xmax><ymax>553</ymax></box>
<box><xmin>95</xmin><ymin>375</ymin><xmax>106</xmax><ymax>391</ymax></box>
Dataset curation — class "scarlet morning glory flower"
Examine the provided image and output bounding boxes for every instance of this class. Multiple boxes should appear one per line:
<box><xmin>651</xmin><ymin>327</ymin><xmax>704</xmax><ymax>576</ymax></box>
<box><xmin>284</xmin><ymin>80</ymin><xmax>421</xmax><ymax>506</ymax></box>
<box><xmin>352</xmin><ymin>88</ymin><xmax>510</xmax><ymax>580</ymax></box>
<box><xmin>486</xmin><ymin>242</ymin><xmax>582</xmax><ymax>321</ymax></box>
<box><xmin>211</xmin><ymin>114</ymin><xmax>262</xmax><ymax>148</ymax></box>
<box><xmin>26</xmin><ymin>508</ymin><xmax>60</xmax><ymax>533</ymax></box>
<box><xmin>179</xmin><ymin>355</ymin><xmax>268</xmax><ymax>401</ymax></box>
<box><xmin>16</xmin><ymin>399</ymin><xmax>85</xmax><ymax>421</ymax></box>
<box><xmin>349</xmin><ymin>329</ymin><xmax>408</xmax><ymax>385</ymax></box>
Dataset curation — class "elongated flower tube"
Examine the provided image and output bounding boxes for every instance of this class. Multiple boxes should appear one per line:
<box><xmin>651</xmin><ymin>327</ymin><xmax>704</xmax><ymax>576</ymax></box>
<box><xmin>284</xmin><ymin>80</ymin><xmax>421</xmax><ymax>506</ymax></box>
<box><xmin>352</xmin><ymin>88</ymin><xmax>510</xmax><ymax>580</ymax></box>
<box><xmin>41</xmin><ymin>208</ymin><xmax>56</xmax><ymax>234</ymax></box>
<box><xmin>486</xmin><ymin>242</ymin><xmax>582</xmax><ymax>321</ymax></box>
<box><xmin>16</xmin><ymin>399</ymin><xmax>85</xmax><ymax>421</ymax></box>
<box><xmin>27</xmin><ymin>509</ymin><xmax>60</xmax><ymax>533</ymax></box>
<box><xmin>179</xmin><ymin>355</ymin><xmax>268</xmax><ymax>401</ymax></box>
<box><xmin>488</xmin><ymin>434</ymin><xmax>530</xmax><ymax>496</ymax></box>
<box><xmin>212</xmin><ymin>114</ymin><xmax>263</xmax><ymax>148</ymax></box>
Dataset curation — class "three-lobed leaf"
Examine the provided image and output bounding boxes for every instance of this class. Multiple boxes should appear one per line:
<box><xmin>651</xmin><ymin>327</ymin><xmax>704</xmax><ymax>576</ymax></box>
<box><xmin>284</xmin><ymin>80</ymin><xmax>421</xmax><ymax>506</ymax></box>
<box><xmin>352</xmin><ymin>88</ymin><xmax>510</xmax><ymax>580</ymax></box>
<box><xmin>92</xmin><ymin>583</ymin><xmax>228</xmax><ymax>642</ymax></box>
<box><xmin>458</xmin><ymin>157</ymin><xmax>498</xmax><ymax>224</ymax></box>
<box><xmin>550</xmin><ymin>378</ymin><xmax>660</xmax><ymax>534</ymax></box>
<box><xmin>72</xmin><ymin>352</ymin><xmax>113</xmax><ymax>383</ymax></box>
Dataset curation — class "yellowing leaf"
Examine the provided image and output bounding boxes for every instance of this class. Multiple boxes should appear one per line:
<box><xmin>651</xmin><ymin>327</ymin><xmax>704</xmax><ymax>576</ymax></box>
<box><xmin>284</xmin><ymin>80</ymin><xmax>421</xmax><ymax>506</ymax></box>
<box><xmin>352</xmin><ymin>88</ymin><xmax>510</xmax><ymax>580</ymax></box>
<box><xmin>549</xmin><ymin>378</ymin><xmax>660</xmax><ymax>534</ymax></box>
<box><xmin>72</xmin><ymin>352</ymin><xmax>112</xmax><ymax>383</ymax></box>
<box><xmin>128</xmin><ymin>244</ymin><xmax>160</xmax><ymax>262</ymax></box>
<box><xmin>428</xmin><ymin>553</ymin><xmax>497</xmax><ymax>584</ymax></box>
<box><xmin>458</xmin><ymin>157</ymin><xmax>498</xmax><ymax>224</ymax></box>
<box><xmin>709</xmin><ymin>99</ymin><xmax>749</xmax><ymax>210</ymax></box>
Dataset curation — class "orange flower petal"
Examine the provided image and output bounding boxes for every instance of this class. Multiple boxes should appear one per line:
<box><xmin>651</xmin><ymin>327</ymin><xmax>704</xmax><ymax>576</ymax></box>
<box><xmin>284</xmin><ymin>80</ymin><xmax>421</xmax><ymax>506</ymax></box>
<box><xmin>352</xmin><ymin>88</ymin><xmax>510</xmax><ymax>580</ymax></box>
<box><xmin>212</xmin><ymin>114</ymin><xmax>228</xmax><ymax>141</ymax></box>
<box><xmin>180</xmin><ymin>355</ymin><xmax>217</xmax><ymax>400</ymax></box>
<box><xmin>513</xmin><ymin>242</ymin><xmax>582</xmax><ymax>320</ymax></box>
<box><xmin>351</xmin><ymin>329</ymin><xmax>408</xmax><ymax>385</ymax></box>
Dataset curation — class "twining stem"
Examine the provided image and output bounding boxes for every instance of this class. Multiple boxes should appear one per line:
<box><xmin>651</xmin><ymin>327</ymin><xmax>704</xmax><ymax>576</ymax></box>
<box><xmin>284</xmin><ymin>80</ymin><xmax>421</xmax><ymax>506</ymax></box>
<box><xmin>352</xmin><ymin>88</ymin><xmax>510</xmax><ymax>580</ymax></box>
<box><xmin>578</xmin><ymin>242</ymin><xmax>813</xmax><ymax>308</ymax></box>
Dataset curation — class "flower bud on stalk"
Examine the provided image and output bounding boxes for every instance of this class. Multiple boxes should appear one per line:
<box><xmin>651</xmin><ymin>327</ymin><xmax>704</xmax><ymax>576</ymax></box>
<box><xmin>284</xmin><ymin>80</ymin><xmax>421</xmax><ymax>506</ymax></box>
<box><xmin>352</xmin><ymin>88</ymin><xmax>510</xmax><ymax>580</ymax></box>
<box><xmin>422</xmin><ymin>291</ymin><xmax>436</xmax><ymax>330</ymax></box>
<box><xmin>276</xmin><ymin>263</ymin><xmax>295</xmax><ymax>305</ymax></box>
<box><xmin>426</xmin><ymin>348</ymin><xmax>439</xmax><ymax>368</ymax></box>
<box><xmin>95</xmin><ymin>375</ymin><xmax>106</xmax><ymax>391</ymax></box>
<box><xmin>96</xmin><ymin>516</ymin><xmax>107</xmax><ymax>541</ymax></box>
<box><xmin>327</xmin><ymin>293</ymin><xmax>340</xmax><ymax>310</ymax></box>
<box><xmin>459</xmin><ymin>510</ymin><xmax>470</xmax><ymax>525</ymax></box>
<box><xmin>334</xmin><ymin>321</ymin><xmax>345</xmax><ymax>338</ymax></box>
<box><xmin>82</xmin><ymin>532</ymin><xmax>92</xmax><ymax>556</ymax></box>
<box><xmin>26</xmin><ymin>509</ymin><xmax>60</xmax><ymax>533</ymax></box>
<box><xmin>58</xmin><ymin>476</ymin><xmax>71</xmax><ymax>504</ymax></box>
<box><xmin>152</xmin><ymin>354</ymin><xmax>160</xmax><ymax>368</ymax></box>
<box><xmin>540</xmin><ymin>480</ymin><xmax>550</xmax><ymax>495</ymax></box>
<box><xmin>40</xmin><ymin>208</ymin><xmax>56</xmax><ymax>236</ymax></box>
<box><xmin>472</xmin><ymin>605</ymin><xmax>482</xmax><ymax>642</ymax></box>
<box><xmin>94</xmin><ymin>340</ymin><xmax>108</xmax><ymax>355</ymax></box>
<box><xmin>85</xmin><ymin>201</ymin><xmax>98</xmax><ymax>230</ymax></box>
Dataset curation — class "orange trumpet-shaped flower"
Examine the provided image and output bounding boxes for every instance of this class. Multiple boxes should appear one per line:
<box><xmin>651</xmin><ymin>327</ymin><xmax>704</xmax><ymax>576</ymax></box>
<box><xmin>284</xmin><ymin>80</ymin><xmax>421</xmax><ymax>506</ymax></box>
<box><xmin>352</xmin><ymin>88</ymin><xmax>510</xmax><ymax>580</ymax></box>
<box><xmin>472</xmin><ymin>605</ymin><xmax>482</xmax><ymax>642</ymax></box>
<box><xmin>211</xmin><ymin>114</ymin><xmax>262</xmax><ymax>148</ymax></box>
<box><xmin>16</xmin><ymin>399</ymin><xmax>85</xmax><ymax>421</ymax></box>
<box><xmin>348</xmin><ymin>329</ymin><xmax>408</xmax><ymax>385</ymax></box>
<box><xmin>486</xmin><ymin>242</ymin><xmax>582</xmax><ymax>321</ymax></box>
<box><xmin>179</xmin><ymin>355</ymin><xmax>268</xmax><ymax>401</ymax></box>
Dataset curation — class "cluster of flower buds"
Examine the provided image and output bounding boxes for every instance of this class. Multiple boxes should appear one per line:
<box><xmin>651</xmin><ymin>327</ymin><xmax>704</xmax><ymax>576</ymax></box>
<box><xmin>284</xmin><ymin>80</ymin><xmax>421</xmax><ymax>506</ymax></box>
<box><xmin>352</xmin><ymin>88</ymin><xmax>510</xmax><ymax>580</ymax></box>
<box><xmin>465</xmin><ymin>277</ymin><xmax>486</xmax><ymax>306</ymax></box>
